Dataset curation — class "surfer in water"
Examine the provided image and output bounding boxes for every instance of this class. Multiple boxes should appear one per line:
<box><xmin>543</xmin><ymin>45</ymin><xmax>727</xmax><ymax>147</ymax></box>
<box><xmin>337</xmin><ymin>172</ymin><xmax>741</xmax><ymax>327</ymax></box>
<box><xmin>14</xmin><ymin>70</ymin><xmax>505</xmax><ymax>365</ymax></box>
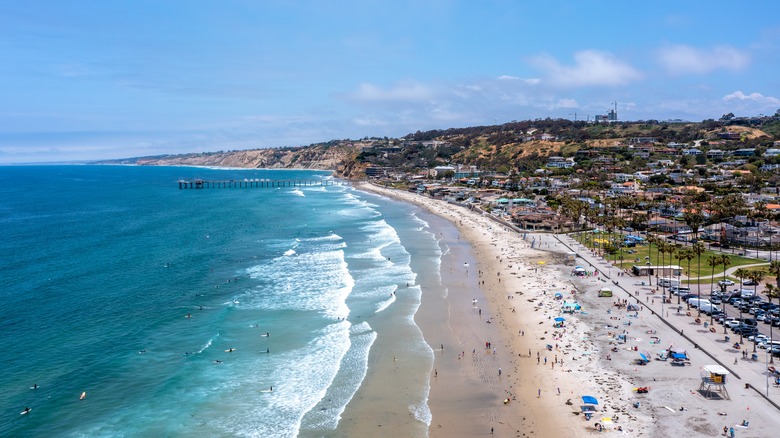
<box><xmin>32</xmin><ymin>384</ymin><xmax>38</xmax><ymax>389</ymax></box>
<box><xmin>23</xmin><ymin>407</ymin><xmax>31</xmax><ymax>414</ymax></box>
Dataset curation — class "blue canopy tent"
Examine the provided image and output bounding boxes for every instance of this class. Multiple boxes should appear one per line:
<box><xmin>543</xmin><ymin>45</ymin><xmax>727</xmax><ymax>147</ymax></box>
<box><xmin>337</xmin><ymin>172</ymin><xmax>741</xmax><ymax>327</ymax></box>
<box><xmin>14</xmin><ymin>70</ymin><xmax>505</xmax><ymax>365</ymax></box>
<box><xmin>582</xmin><ymin>395</ymin><xmax>598</xmax><ymax>405</ymax></box>
<box><xmin>580</xmin><ymin>395</ymin><xmax>598</xmax><ymax>419</ymax></box>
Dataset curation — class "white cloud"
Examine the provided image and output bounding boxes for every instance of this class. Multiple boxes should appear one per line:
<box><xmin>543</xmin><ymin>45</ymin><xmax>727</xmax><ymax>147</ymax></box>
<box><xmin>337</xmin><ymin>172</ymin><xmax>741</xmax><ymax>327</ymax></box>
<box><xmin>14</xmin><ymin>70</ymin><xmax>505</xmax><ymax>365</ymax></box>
<box><xmin>657</xmin><ymin>45</ymin><xmax>750</xmax><ymax>75</ymax></box>
<box><xmin>556</xmin><ymin>98</ymin><xmax>578</xmax><ymax>108</ymax></box>
<box><xmin>723</xmin><ymin>91</ymin><xmax>780</xmax><ymax>106</ymax></box>
<box><xmin>497</xmin><ymin>75</ymin><xmax>541</xmax><ymax>85</ymax></box>
<box><xmin>346</xmin><ymin>81</ymin><xmax>436</xmax><ymax>103</ymax></box>
<box><xmin>528</xmin><ymin>50</ymin><xmax>643</xmax><ymax>87</ymax></box>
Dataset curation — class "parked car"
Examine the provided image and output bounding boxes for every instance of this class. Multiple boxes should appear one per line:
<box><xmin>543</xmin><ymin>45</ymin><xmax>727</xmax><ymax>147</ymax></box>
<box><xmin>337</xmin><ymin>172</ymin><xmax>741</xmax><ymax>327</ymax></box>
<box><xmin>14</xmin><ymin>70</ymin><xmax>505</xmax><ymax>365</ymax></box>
<box><xmin>743</xmin><ymin>279</ymin><xmax>758</xmax><ymax>286</ymax></box>
<box><xmin>718</xmin><ymin>279</ymin><xmax>735</xmax><ymax>286</ymax></box>
<box><xmin>749</xmin><ymin>334</ymin><xmax>769</xmax><ymax>343</ymax></box>
<box><xmin>724</xmin><ymin>319</ymin><xmax>741</xmax><ymax>329</ymax></box>
<box><xmin>733</xmin><ymin>326</ymin><xmax>759</xmax><ymax>336</ymax></box>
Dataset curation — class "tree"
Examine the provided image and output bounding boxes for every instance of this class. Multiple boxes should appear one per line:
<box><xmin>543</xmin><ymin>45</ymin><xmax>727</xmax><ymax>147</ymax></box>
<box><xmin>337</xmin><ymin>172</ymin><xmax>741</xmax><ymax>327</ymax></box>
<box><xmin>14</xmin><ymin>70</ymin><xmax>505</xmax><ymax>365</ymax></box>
<box><xmin>707</xmin><ymin>254</ymin><xmax>720</xmax><ymax>317</ymax></box>
<box><xmin>677</xmin><ymin>248</ymin><xmax>695</xmax><ymax>307</ymax></box>
<box><xmin>768</xmin><ymin>260</ymin><xmax>780</xmax><ymax>288</ymax></box>
<box><xmin>765</xmin><ymin>284</ymin><xmax>780</xmax><ymax>363</ymax></box>
<box><xmin>719</xmin><ymin>254</ymin><xmax>733</xmax><ymax>334</ymax></box>
<box><xmin>664</xmin><ymin>243</ymin><xmax>677</xmax><ymax>301</ymax></box>
<box><xmin>747</xmin><ymin>270</ymin><xmax>766</xmax><ymax>352</ymax></box>
<box><xmin>733</xmin><ymin>267</ymin><xmax>750</xmax><ymax>344</ymax></box>
<box><xmin>691</xmin><ymin>242</ymin><xmax>706</xmax><ymax>314</ymax></box>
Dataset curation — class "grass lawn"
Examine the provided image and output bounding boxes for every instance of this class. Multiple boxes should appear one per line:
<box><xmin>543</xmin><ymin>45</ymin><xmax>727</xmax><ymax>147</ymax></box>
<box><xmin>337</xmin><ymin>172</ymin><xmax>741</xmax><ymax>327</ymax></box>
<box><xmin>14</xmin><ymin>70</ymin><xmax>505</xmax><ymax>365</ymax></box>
<box><xmin>570</xmin><ymin>231</ymin><xmax>764</xmax><ymax>280</ymax></box>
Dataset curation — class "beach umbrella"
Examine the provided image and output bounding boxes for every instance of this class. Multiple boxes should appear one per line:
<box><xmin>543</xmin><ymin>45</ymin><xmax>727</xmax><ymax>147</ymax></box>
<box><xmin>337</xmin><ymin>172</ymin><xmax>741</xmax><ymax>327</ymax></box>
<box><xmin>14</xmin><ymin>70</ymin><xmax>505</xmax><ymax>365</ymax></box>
<box><xmin>554</xmin><ymin>292</ymin><xmax>563</xmax><ymax>299</ymax></box>
<box><xmin>554</xmin><ymin>317</ymin><xmax>566</xmax><ymax>322</ymax></box>
<box><xmin>537</xmin><ymin>261</ymin><xmax>546</xmax><ymax>265</ymax></box>
<box><xmin>582</xmin><ymin>395</ymin><xmax>598</xmax><ymax>405</ymax></box>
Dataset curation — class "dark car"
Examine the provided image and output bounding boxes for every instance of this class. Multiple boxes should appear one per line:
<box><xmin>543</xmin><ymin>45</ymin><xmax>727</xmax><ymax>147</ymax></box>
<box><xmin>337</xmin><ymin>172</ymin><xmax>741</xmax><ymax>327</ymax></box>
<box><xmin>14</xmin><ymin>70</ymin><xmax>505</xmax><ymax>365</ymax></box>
<box><xmin>733</xmin><ymin>326</ymin><xmax>759</xmax><ymax>335</ymax></box>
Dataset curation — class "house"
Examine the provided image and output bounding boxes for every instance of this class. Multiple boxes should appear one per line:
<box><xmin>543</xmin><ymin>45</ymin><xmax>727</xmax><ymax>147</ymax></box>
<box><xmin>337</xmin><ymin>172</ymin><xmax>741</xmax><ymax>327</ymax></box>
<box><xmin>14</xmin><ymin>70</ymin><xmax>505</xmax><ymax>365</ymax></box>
<box><xmin>732</xmin><ymin>148</ymin><xmax>756</xmax><ymax>157</ymax></box>
<box><xmin>706</xmin><ymin>149</ymin><xmax>726</xmax><ymax>159</ymax></box>
<box><xmin>430</xmin><ymin>166</ymin><xmax>455</xmax><ymax>178</ymax></box>
<box><xmin>763</xmin><ymin>149</ymin><xmax>780</xmax><ymax>158</ymax></box>
<box><xmin>629</xmin><ymin>137</ymin><xmax>657</xmax><ymax>144</ymax></box>
<box><xmin>682</xmin><ymin>148</ymin><xmax>703</xmax><ymax>156</ymax></box>
<box><xmin>546</xmin><ymin>156</ymin><xmax>575</xmax><ymax>168</ymax></box>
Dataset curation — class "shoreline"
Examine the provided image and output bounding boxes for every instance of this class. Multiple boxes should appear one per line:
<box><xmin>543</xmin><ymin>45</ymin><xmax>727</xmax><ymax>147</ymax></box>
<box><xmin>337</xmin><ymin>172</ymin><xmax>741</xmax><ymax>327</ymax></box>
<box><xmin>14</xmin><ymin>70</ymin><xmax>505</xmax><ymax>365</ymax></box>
<box><xmin>355</xmin><ymin>182</ymin><xmax>583</xmax><ymax>436</ymax></box>
<box><xmin>353</xmin><ymin>182</ymin><xmax>780</xmax><ymax>438</ymax></box>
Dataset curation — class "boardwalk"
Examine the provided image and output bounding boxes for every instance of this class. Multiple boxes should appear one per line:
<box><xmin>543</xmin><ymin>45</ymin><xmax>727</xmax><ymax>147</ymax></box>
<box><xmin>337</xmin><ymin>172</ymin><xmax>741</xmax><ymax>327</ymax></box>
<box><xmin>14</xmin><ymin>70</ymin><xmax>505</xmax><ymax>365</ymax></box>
<box><xmin>177</xmin><ymin>179</ymin><xmax>350</xmax><ymax>189</ymax></box>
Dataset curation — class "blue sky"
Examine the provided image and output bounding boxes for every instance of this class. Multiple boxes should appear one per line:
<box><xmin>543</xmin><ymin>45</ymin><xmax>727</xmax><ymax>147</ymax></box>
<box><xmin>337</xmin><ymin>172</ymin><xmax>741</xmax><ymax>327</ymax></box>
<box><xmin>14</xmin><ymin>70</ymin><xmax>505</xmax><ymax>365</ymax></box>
<box><xmin>1</xmin><ymin>0</ymin><xmax>779</xmax><ymax>163</ymax></box>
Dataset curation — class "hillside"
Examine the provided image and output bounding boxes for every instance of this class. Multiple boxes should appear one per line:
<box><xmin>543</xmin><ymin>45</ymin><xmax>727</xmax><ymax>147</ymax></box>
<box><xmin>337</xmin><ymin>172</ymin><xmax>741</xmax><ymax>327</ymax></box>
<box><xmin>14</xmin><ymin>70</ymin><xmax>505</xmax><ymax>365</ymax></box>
<box><xmin>97</xmin><ymin>116</ymin><xmax>780</xmax><ymax>179</ymax></box>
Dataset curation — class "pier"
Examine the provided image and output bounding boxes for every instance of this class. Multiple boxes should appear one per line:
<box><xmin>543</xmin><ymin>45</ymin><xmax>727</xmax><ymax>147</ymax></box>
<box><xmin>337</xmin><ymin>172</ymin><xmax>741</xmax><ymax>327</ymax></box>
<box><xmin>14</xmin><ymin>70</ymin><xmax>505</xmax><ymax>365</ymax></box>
<box><xmin>177</xmin><ymin>179</ymin><xmax>350</xmax><ymax>189</ymax></box>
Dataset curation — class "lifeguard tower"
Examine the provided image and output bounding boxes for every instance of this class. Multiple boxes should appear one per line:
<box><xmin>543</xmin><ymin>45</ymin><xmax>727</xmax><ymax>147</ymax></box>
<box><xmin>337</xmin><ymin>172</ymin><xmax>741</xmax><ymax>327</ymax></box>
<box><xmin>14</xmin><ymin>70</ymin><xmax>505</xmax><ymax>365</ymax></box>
<box><xmin>699</xmin><ymin>364</ymin><xmax>730</xmax><ymax>399</ymax></box>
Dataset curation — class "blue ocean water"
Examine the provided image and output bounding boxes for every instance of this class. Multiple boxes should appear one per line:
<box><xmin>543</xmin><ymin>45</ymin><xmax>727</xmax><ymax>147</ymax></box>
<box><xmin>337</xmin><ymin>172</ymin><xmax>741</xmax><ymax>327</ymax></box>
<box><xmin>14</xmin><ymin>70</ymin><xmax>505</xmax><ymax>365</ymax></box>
<box><xmin>0</xmin><ymin>165</ymin><xmax>439</xmax><ymax>437</ymax></box>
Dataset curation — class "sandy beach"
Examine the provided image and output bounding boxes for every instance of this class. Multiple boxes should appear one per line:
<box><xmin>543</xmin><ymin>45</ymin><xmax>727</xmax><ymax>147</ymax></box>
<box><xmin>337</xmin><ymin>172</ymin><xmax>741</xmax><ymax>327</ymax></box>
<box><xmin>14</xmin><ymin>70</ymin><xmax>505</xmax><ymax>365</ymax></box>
<box><xmin>356</xmin><ymin>182</ymin><xmax>780</xmax><ymax>438</ymax></box>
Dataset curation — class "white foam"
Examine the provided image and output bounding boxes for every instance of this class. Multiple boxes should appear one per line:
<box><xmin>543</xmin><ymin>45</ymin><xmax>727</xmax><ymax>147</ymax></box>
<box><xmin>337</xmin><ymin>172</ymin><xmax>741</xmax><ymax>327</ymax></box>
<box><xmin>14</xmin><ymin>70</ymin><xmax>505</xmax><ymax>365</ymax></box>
<box><xmin>374</xmin><ymin>287</ymin><xmax>397</xmax><ymax>313</ymax></box>
<box><xmin>197</xmin><ymin>333</ymin><xmax>219</xmax><ymax>354</ymax></box>
<box><xmin>290</xmin><ymin>188</ymin><xmax>305</xmax><ymax>197</ymax></box>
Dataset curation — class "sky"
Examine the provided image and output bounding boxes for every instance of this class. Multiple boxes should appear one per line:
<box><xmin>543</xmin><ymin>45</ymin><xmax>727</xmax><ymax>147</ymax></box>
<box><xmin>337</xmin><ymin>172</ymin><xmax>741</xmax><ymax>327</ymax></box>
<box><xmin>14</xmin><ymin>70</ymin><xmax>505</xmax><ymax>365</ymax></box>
<box><xmin>1</xmin><ymin>0</ymin><xmax>779</xmax><ymax>163</ymax></box>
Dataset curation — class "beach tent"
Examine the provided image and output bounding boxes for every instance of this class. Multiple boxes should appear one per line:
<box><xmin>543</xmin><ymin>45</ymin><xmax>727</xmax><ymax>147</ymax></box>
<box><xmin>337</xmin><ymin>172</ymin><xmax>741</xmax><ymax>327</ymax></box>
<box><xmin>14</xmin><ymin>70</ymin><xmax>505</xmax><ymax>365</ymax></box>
<box><xmin>598</xmin><ymin>287</ymin><xmax>613</xmax><ymax>297</ymax></box>
<box><xmin>638</xmin><ymin>352</ymin><xmax>650</xmax><ymax>364</ymax></box>
<box><xmin>554</xmin><ymin>292</ymin><xmax>563</xmax><ymax>300</ymax></box>
<box><xmin>580</xmin><ymin>396</ymin><xmax>598</xmax><ymax>420</ymax></box>
<box><xmin>562</xmin><ymin>302</ymin><xmax>581</xmax><ymax>313</ymax></box>
<box><xmin>581</xmin><ymin>395</ymin><xmax>598</xmax><ymax>405</ymax></box>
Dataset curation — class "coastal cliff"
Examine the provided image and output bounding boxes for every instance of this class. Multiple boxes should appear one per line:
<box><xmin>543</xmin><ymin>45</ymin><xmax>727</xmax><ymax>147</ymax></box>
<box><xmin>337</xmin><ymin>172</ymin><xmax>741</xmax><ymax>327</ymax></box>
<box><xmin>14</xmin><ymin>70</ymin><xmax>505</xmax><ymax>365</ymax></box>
<box><xmin>104</xmin><ymin>142</ymin><xmax>365</xmax><ymax>178</ymax></box>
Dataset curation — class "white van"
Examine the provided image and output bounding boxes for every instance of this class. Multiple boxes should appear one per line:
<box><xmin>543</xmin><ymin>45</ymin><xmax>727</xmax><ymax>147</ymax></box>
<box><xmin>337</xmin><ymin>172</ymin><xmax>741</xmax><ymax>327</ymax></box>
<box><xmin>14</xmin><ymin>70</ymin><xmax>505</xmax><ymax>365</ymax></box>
<box><xmin>659</xmin><ymin>278</ymin><xmax>680</xmax><ymax>288</ymax></box>
<box><xmin>687</xmin><ymin>298</ymin><xmax>710</xmax><ymax>308</ymax></box>
<box><xmin>699</xmin><ymin>303</ymin><xmax>721</xmax><ymax>315</ymax></box>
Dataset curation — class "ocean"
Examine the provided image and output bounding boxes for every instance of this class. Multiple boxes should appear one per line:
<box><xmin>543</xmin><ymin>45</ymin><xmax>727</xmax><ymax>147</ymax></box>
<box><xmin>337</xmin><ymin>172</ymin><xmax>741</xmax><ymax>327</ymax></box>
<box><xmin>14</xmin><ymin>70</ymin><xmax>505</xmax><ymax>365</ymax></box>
<box><xmin>0</xmin><ymin>165</ymin><xmax>443</xmax><ymax>437</ymax></box>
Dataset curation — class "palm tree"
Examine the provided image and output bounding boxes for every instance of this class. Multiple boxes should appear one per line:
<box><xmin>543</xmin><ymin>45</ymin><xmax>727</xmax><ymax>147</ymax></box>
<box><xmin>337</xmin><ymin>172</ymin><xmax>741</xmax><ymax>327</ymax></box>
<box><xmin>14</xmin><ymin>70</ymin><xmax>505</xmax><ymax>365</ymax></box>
<box><xmin>747</xmin><ymin>269</ymin><xmax>766</xmax><ymax>352</ymax></box>
<box><xmin>720</xmin><ymin>254</ymin><xmax>733</xmax><ymax>334</ymax></box>
<box><xmin>665</xmin><ymin>244</ymin><xmax>677</xmax><ymax>301</ymax></box>
<box><xmin>706</xmin><ymin>253</ymin><xmax>720</xmax><ymax>323</ymax></box>
<box><xmin>657</xmin><ymin>241</ymin><xmax>668</xmax><ymax>297</ymax></box>
<box><xmin>646</xmin><ymin>235</ymin><xmax>657</xmax><ymax>286</ymax></box>
<box><xmin>677</xmin><ymin>248</ymin><xmax>695</xmax><ymax>306</ymax></box>
<box><xmin>765</xmin><ymin>283</ymin><xmax>780</xmax><ymax>364</ymax></box>
<box><xmin>733</xmin><ymin>268</ymin><xmax>751</xmax><ymax>344</ymax></box>
<box><xmin>691</xmin><ymin>242</ymin><xmax>706</xmax><ymax>312</ymax></box>
<box><xmin>768</xmin><ymin>260</ymin><xmax>780</xmax><ymax>288</ymax></box>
